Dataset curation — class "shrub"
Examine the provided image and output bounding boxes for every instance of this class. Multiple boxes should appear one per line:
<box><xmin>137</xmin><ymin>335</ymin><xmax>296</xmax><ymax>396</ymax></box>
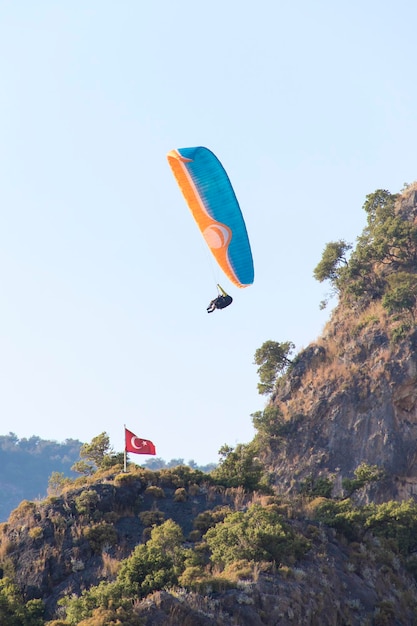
<box><xmin>223</xmin><ymin>559</ymin><xmax>257</xmax><ymax>581</ymax></box>
<box><xmin>205</xmin><ymin>504</ymin><xmax>310</xmax><ymax>567</ymax></box>
<box><xmin>373</xmin><ymin>600</ymin><xmax>396</xmax><ymax>626</ymax></box>
<box><xmin>193</xmin><ymin>507</ymin><xmax>232</xmax><ymax>533</ymax></box>
<box><xmin>117</xmin><ymin>520</ymin><xmax>185</xmax><ymax>597</ymax></box>
<box><xmin>178</xmin><ymin>566</ymin><xmax>235</xmax><ymax>593</ymax></box>
<box><xmin>113</xmin><ymin>472</ymin><xmax>137</xmax><ymax>485</ymax></box>
<box><xmin>83</xmin><ymin>523</ymin><xmax>118</xmax><ymax>554</ymax></box>
<box><xmin>28</xmin><ymin>526</ymin><xmax>43</xmax><ymax>540</ymax></box>
<box><xmin>178</xmin><ymin>565</ymin><xmax>207</xmax><ymax>587</ymax></box>
<box><xmin>75</xmin><ymin>490</ymin><xmax>99</xmax><ymax>516</ymax></box>
<box><xmin>390</xmin><ymin>322</ymin><xmax>411</xmax><ymax>342</ymax></box>
<box><xmin>9</xmin><ymin>500</ymin><xmax>36</xmax><ymax>524</ymax></box>
<box><xmin>0</xmin><ymin>577</ymin><xmax>44</xmax><ymax>626</ymax></box>
<box><xmin>364</xmin><ymin>500</ymin><xmax>417</xmax><ymax>554</ymax></box>
<box><xmin>174</xmin><ymin>488</ymin><xmax>187</xmax><ymax>502</ymax></box>
<box><xmin>158</xmin><ymin>465</ymin><xmax>205</xmax><ymax>488</ymax></box>
<box><xmin>77</xmin><ymin>606</ymin><xmax>143</xmax><ymax>625</ymax></box>
<box><xmin>211</xmin><ymin>443</ymin><xmax>266</xmax><ymax>491</ymax></box>
<box><xmin>101</xmin><ymin>552</ymin><xmax>121</xmax><ymax>579</ymax></box>
<box><xmin>300</xmin><ymin>475</ymin><xmax>334</xmax><ymax>498</ymax></box>
<box><xmin>144</xmin><ymin>486</ymin><xmax>165</xmax><ymax>498</ymax></box>
<box><xmin>139</xmin><ymin>509</ymin><xmax>165</xmax><ymax>527</ymax></box>
<box><xmin>188</xmin><ymin>530</ymin><xmax>202</xmax><ymax>542</ymax></box>
<box><xmin>312</xmin><ymin>499</ymin><xmax>365</xmax><ymax>541</ymax></box>
<box><xmin>342</xmin><ymin>463</ymin><xmax>383</xmax><ymax>497</ymax></box>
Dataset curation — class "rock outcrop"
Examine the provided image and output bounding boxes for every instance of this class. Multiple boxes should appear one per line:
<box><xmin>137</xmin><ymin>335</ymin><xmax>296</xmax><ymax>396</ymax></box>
<box><xmin>265</xmin><ymin>184</ymin><xmax>417</xmax><ymax>503</ymax></box>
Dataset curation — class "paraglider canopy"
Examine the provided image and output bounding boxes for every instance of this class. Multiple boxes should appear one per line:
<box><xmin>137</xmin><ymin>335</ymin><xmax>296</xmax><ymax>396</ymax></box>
<box><xmin>167</xmin><ymin>146</ymin><xmax>254</xmax><ymax>288</ymax></box>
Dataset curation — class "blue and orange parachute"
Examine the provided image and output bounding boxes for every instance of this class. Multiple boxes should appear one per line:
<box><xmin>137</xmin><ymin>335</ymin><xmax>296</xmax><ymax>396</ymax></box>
<box><xmin>167</xmin><ymin>147</ymin><xmax>254</xmax><ymax>288</ymax></box>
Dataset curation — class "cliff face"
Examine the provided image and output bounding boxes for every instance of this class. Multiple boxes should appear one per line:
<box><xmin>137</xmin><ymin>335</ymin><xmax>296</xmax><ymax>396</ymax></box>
<box><xmin>265</xmin><ymin>184</ymin><xmax>417</xmax><ymax>502</ymax></box>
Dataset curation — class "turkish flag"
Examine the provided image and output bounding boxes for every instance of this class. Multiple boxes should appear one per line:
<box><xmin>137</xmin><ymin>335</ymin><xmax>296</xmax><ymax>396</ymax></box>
<box><xmin>125</xmin><ymin>428</ymin><xmax>156</xmax><ymax>455</ymax></box>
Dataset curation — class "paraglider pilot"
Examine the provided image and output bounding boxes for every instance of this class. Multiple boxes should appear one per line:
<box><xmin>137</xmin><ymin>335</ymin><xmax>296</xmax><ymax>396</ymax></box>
<box><xmin>207</xmin><ymin>285</ymin><xmax>233</xmax><ymax>313</ymax></box>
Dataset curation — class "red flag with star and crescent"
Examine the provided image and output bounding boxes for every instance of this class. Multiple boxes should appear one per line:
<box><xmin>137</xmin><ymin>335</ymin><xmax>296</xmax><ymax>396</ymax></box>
<box><xmin>125</xmin><ymin>428</ymin><xmax>156</xmax><ymax>455</ymax></box>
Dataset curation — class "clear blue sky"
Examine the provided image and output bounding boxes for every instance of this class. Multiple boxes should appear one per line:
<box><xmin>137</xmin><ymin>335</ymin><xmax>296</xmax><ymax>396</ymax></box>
<box><xmin>1</xmin><ymin>1</ymin><xmax>416</xmax><ymax>465</ymax></box>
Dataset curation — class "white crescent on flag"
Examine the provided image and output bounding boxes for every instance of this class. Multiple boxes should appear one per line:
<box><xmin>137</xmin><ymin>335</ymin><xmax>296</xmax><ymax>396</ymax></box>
<box><xmin>131</xmin><ymin>436</ymin><xmax>146</xmax><ymax>451</ymax></box>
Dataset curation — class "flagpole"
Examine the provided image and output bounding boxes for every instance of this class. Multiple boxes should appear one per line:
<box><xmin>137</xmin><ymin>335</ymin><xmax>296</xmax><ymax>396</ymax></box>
<box><xmin>124</xmin><ymin>424</ymin><xmax>127</xmax><ymax>473</ymax></box>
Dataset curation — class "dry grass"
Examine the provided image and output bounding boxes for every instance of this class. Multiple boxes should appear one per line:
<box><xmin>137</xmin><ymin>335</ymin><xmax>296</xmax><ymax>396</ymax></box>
<box><xmin>354</xmin><ymin>301</ymin><xmax>389</xmax><ymax>332</ymax></box>
<box><xmin>248</xmin><ymin>493</ymin><xmax>277</xmax><ymax>508</ymax></box>
<box><xmin>31</xmin><ymin>544</ymin><xmax>56</xmax><ymax>576</ymax></box>
<box><xmin>302</xmin><ymin>496</ymin><xmax>328</xmax><ymax>517</ymax></box>
<box><xmin>71</xmin><ymin>521</ymin><xmax>85</xmax><ymax>541</ymax></box>
<box><xmin>137</xmin><ymin>589</ymin><xmax>221</xmax><ymax>623</ymax></box>
<box><xmin>277</xmin><ymin>296</ymin><xmax>401</xmax><ymax>421</ymax></box>
<box><xmin>188</xmin><ymin>483</ymin><xmax>200</xmax><ymax>496</ymax></box>
<box><xmin>101</xmin><ymin>551</ymin><xmax>121</xmax><ymax>579</ymax></box>
<box><xmin>205</xmin><ymin>484</ymin><xmax>225</xmax><ymax>503</ymax></box>
<box><xmin>0</xmin><ymin>538</ymin><xmax>15</xmax><ymax>561</ymax></box>
<box><xmin>8</xmin><ymin>500</ymin><xmax>36</xmax><ymax>525</ymax></box>
<box><xmin>28</xmin><ymin>526</ymin><xmax>43</xmax><ymax>540</ymax></box>
<box><xmin>225</xmin><ymin>486</ymin><xmax>246</xmax><ymax>510</ymax></box>
<box><xmin>145</xmin><ymin>485</ymin><xmax>165</xmax><ymax>498</ymax></box>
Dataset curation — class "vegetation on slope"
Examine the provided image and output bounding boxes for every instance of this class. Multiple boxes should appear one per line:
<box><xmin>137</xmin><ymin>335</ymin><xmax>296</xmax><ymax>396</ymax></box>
<box><xmin>0</xmin><ymin>433</ymin><xmax>417</xmax><ymax>624</ymax></box>
<box><xmin>314</xmin><ymin>184</ymin><xmax>417</xmax><ymax>317</ymax></box>
<box><xmin>0</xmin><ymin>432</ymin><xmax>216</xmax><ymax>525</ymax></box>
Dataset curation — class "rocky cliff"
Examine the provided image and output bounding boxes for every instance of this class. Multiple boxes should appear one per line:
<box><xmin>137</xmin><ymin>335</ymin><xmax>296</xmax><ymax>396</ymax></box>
<box><xmin>264</xmin><ymin>183</ymin><xmax>417</xmax><ymax>503</ymax></box>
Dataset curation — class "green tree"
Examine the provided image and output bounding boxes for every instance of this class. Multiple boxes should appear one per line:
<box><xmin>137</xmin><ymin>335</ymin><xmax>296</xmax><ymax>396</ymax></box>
<box><xmin>342</xmin><ymin>463</ymin><xmax>384</xmax><ymax>497</ymax></box>
<box><xmin>212</xmin><ymin>443</ymin><xmax>266</xmax><ymax>491</ymax></box>
<box><xmin>251</xmin><ymin>405</ymin><xmax>286</xmax><ymax>439</ymax></box>
<box><xmin>72</xmin><ymin>432</ymin><xmax>114</xmax><ymax>475</ymax></box>
<box><xmin>205</xmin><ymin>504</ymin><xmax>308</xmax><ymax>567</ymax></box>
<box><xmin>75</xmin><ymin>489</ymin><xmax>99</xmax><ymax>516</ymax></box>
<box><xmin>312</xmin><ymin>188</ymin><xmax>417</xmax><ymax>305</ymax></box>
<box><xmin>299</xmin><ymin>474</ymin><xmax>334</xmax><ymax>498</ymax></box>
<box><xmin>382</xmin><ymin>271</ymin><xmax>417</xmax><ymax>320</ymax></box>
<box><xmin>117</xmin><ymin>520</ymin><xmax>185</xmax><ymax>597</ymax></box>
<box><xmin>345</xmin><ymin>189</ymin><xmax>417</xmax><ymax>298</ymax></box>
<box><xmin>358</xmin><ymin>189</ymin><xmax>405</xmax><ymax>263</ymax></box>
<box><xmin>313</xmin><ymin>239</ymin><xmax>352</xmax><ymax>285</ymax></box>
<box><xmin>363</xmin><ymin>499</ymin><xmax>417</xmax><ymax>554</ymax></box>
<box><xmin>62</xmin><ymin>520</ymin><xmax>187</xmax><ymax>624</ymax></box>
<box><xmin>312</xmin><ymin>498</ymin><xmax>366</xmax><ymax>541</ymax></box>
<box><xmin>60</xmin><ymin>581</ymin><xmax>123</xmax><ymax>625</ymax></box>
<box><xmin>0</xmin><ymin>578</ymin><xmax>44</xmax><ymax>626</ymax></box>
<box><xmin>254</xmin><ymin>340</ymin><xmax>295</xmax><ymax>395</ymax></box>
<box><xmin>48</xmin><ymin>471</ymin><xmax>70</xmax><ymax>495</ymax></box>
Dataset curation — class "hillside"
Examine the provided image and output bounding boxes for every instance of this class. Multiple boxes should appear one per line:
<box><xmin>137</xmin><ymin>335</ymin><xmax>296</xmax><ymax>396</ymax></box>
<box><xmin>3</xmin><ymin>183</ymin><xmax>417</xmax><ymax>624</ymax></box>
<box><xmin>2</xmin><ymin>465</ymin><xmax>417</xmax><ymax>625</ymax></box>
<box><xmin>0</xmin><ymin>434</ymin><xmax>216</xmax><ymax>524</ymax></box>
<box><xmin>259</xmin><ymin>183</ymin><xmax>417</xmax><ymax>503</ymax></box>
